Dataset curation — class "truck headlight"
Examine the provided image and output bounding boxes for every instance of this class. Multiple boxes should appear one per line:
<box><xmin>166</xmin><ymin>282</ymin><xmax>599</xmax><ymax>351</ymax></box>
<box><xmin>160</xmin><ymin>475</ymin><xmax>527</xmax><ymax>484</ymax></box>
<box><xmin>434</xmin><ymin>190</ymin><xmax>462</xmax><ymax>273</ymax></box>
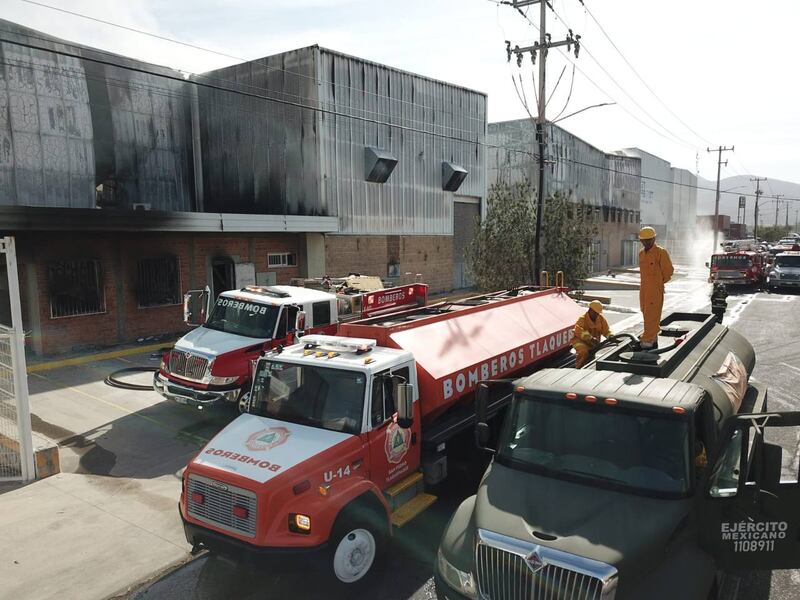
<box><xmin>209</xmin><ymin>375</ymin><xmax>239</xmax><ymax>386</ymax></box>
<box><xmin>769</xmin><ymin>271</ymin><xmax>779</xmax><ymax>280</ymax></box>
<box><xmin>437</xmin><ymin>548</ymin><xmax>477</xmax><ymax>599</ymax></box>
<box><xmin>160</xmin><ymin>352</ymin><xmax>170</xmax><ymax>373</ymax></box>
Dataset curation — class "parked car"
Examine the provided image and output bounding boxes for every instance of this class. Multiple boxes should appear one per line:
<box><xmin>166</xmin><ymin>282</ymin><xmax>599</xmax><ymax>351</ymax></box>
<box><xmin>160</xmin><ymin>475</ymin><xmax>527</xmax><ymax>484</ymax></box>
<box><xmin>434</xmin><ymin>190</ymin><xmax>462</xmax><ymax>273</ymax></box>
<box><xmin>767</xmin><ymin>251</ymin><xmax>800</xmax><ymax>292</ymax></box>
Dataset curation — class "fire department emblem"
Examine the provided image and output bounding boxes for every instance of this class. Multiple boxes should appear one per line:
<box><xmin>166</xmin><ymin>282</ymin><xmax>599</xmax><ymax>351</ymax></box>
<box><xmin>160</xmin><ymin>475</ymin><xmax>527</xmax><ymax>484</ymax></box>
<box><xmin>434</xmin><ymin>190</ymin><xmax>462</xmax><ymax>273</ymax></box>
<box><xmin>525</xmin><ymin>549</ymin><xmax>545</xmax><ymax>574</ymax></box>
<box><xmin>246</xmin><ymin>426</ymin><xmax>291</xmax><ymax>452</ymax></box>
<box><xmin>384</xmin><ymin>422</ymin><xmax>411</xmax><ymax>464</ymax></box>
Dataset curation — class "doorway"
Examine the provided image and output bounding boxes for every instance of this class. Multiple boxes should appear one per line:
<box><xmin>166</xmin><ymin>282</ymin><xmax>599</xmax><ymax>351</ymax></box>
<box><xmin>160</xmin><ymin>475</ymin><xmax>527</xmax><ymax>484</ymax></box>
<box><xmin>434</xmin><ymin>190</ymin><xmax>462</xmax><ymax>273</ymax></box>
<box><xmin>211</xmin><ymin>257</ymin><xmax>235</xmax><ymax>298</ymax></box>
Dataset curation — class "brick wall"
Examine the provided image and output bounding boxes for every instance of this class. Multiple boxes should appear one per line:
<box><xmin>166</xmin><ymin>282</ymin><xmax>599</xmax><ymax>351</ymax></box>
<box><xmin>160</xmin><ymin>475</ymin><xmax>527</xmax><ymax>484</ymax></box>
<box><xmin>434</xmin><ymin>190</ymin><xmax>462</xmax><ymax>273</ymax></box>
<box><xmin>17</xmin><ymin>232</ymin><xmax>301</xmax><ymax>356</ymax></box>
<box><xmin>325</xmin><ymin>234</ymin><xmax>454</xmax><ymax>294</ymax></box>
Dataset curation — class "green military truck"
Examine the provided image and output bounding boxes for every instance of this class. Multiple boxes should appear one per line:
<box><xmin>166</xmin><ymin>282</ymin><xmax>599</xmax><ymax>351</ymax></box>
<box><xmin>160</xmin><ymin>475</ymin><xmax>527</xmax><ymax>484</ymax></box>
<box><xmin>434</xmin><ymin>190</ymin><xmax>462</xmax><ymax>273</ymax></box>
<box><xmin>435</xmin><ymin>312</ymin><xmax>800</xmax><ymax>600</ymax></box>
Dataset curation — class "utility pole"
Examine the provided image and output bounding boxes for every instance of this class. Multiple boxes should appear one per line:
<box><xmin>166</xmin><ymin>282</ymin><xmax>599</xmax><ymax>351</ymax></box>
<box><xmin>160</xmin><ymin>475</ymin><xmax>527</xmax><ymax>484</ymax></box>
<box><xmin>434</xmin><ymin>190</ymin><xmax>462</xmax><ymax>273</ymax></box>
<box><xmin>786</xmin><ymin>201</ymin><xmax>790</xmax><ymax>227</ymax></box>
<box><xmin>706</xmin><ymin>146</ymin><xmax>734</xmax><ymax>250</ymax></box>
<box><xmin>774</xmin><ymin>194</ymin><xmax>784</xmax><ymax>226</ymax></box>
<box><xmin>506</xmin><ymin>1</ymin><xmax>581</xmax><ymax>281</ymax></box>
<box><xmin>751</xmin><ymin>177</ymin><xmax>767</xmax><ymax>240</ymax></box>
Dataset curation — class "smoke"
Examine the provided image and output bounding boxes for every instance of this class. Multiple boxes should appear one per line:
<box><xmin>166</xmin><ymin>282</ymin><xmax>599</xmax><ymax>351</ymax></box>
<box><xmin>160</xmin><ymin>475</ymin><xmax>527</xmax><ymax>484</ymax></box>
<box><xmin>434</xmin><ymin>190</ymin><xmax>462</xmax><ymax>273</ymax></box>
<box><xmin>662</xmin><ymin>226</ymin><xmax>717</xmax><ymax>270</ymax></box>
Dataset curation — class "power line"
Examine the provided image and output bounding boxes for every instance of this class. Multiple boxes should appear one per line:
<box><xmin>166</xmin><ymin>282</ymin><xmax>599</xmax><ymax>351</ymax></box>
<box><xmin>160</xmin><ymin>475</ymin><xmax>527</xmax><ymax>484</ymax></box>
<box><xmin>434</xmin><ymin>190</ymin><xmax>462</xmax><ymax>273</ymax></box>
<box><xmin>5</xmin><ymin>37</ymin><xmax>800</xmax><ymax>205</ymax></box>
<box><xmin>505</xmin><ymin>7</ymin><xmax>699</xmax><ymax>151</ymax></box>
<box><xmin>13</xmin><ymin>0</ymin><xmax>487</xmax><ymax>127</ymax></box>
<box><xmin>544</xmin><ymin>3</ymin><xmax>700</xmax><ymax>150</ymax></box>
<box><xmin>581</xmin><ymin>1</ymin><xmax>714</xmax><ymax>148</ymax></box>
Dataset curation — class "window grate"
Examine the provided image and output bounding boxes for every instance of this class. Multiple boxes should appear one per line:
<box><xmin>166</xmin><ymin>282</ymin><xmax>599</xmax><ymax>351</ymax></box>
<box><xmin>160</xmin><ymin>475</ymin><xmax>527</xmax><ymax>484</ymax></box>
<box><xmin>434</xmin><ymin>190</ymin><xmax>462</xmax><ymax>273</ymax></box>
<box><xmin>48</xmin><ymin>259</ymin><xmax>105</xmax><ymax>318</ymax></box>
<box><xmin>137</xmin><ymin>256</ymin><xmax>180</xmax><ymax>308</ymax></box>
<box><xmin>267</xmin><ymin>252</ymin><xmax>297</xmax><ymax>268</ymax></box>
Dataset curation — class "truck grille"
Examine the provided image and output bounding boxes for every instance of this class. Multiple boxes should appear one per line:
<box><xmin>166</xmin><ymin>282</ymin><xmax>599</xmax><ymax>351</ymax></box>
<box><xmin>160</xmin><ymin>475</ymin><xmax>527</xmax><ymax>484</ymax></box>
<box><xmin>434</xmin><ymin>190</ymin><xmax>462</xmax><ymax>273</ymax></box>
<box><xmin>781</xmin><ymin>273</ymin><xmax>800</xmax><ymax>280</ymax></box>
<box><xmin>187</xmin><ymin>474</ymin><xmax>257</xmax><ymax>537</ymax></box>
<box><xmin>169</xmin><ymin>350</ymin><xmax>209</xmax><ymax>382</ymax></box>
<box><xmin>475</xmin><ymin>530</ymin><xmax>617</xmax><ymax>600</ymax></box>
<box><xmin>718</xmin><ymin>270</ymin><xmax>745</xmax><ymax>279</ymax></box>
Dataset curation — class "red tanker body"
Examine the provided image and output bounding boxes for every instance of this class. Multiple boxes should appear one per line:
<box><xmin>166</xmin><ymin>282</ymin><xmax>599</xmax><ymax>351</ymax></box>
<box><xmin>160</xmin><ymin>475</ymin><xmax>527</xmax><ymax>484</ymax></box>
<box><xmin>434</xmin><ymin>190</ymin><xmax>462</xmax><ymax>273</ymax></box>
<box><xmin>340</xmin><ymin>287</ymin><xmax>580</xmax><ymax>422</ymax></box>
<box><xmin>179</xmin><ymin>286</ymin><xmax>584</xmax><ymax>586</ymax></box>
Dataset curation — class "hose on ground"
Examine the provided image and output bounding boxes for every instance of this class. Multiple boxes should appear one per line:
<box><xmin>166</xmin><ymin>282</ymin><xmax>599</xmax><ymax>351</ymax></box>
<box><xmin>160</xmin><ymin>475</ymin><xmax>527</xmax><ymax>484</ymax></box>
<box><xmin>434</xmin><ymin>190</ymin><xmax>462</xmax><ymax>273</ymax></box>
<box><xmin>105</xmin><ymin>366</ymin><xmax>159</xmax><ymax>391</ymax></box>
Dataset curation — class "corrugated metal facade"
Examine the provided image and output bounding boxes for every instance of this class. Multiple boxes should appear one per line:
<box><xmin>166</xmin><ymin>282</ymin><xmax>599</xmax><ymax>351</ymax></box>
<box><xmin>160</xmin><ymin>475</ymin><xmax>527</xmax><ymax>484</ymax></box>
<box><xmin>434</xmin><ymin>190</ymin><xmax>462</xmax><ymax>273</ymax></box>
<box><xmin>197</xmin><ymin>49</ymin><xmax>322</xmax><ymax>216</ymax></box>
<box><xmin>0</xmin><ymin>20</ymin><xmax>194</xmax><ymax>211</ymax></box>
<box><xmin>315</xmin><ymin>47</ymin><xmax>486</xmax><ymax>235</ymax></box>
<box><xmin>604</xmin><ymin>153</ymin><xmax>641</xmax><ymax>211</ymax></box>
<box><xmin>487</xmin><ymin>119</ymin><xmax>612</xmax><ymax>206</ymax></box>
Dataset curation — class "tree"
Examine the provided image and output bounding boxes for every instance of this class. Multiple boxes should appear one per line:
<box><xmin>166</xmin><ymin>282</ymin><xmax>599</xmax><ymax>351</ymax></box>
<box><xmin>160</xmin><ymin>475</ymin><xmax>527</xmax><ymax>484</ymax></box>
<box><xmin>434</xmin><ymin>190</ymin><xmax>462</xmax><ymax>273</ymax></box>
<box><xmin>756</xmin><ymin>225</ymin><xmax>791</xmax><ymax>243</ymax></box>
<box><xmin>466</xmin><ymin>180</ymin><xmax>597</xmax><ymax>291</ymax></box>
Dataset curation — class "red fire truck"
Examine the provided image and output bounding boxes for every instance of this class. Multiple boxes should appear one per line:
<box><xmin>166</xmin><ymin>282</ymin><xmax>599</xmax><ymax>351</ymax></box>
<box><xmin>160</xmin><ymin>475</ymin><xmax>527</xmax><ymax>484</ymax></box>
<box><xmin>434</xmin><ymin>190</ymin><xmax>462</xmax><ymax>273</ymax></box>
<box><xmin>178</xmin><ymin>287</ymin><xmax>583</xmax><ymax>584</ymax></box>
<box><xmin>153</xmin><ymin>283</ymin><xmax>427</xmax><ymax>410</ymax></box>
<box><xmin>707</xmin><ymin>250</ymin><xmax>769</xmax><ymax>288</ymax></box>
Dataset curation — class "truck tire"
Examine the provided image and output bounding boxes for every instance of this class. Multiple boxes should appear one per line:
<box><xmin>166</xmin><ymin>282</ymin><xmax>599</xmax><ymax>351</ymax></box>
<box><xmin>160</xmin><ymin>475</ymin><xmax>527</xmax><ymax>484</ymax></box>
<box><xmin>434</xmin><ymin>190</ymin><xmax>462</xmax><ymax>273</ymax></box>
<box><xmin>328</xmin><ymin>514</ymin><xmax>385</xmax><ymax>585</ymax></box>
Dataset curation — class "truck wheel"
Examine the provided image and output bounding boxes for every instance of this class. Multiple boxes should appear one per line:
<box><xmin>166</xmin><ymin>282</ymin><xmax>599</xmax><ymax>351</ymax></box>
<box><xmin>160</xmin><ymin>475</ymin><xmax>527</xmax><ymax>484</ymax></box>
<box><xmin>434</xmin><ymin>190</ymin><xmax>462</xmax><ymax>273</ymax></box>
<box><xmin>329</xmin><ymin>517</ymin><xmax>383</xmax><ymax>584</ymax></box>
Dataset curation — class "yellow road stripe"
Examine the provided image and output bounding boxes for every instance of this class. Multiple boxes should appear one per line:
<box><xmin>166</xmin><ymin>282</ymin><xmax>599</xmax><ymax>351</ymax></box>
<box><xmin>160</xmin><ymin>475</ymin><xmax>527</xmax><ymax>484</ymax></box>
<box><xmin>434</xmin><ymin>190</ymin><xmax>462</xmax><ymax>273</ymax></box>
<box><xmin>34</xmin><ymin>371</ymin><xmax>209</xmax><ymax>446</ymax></box>
<box><xmin>27</xmin><ymin>342</ymin><xmax>174</xmax><ymax>373</ymax></box>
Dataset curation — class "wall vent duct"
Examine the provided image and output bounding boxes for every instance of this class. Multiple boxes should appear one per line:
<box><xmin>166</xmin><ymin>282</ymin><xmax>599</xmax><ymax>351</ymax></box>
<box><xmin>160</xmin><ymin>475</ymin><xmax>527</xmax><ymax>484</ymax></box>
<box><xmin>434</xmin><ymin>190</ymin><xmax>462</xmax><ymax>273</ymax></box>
<box><xmin>442</xmin><ymin>162</ymin><xmax>468</xmax><ymax>192</ymax></box>
<box><xmin>365</xmin><ymin>147</ymin><xmax>398</xmax><ymax>183</ymax></box>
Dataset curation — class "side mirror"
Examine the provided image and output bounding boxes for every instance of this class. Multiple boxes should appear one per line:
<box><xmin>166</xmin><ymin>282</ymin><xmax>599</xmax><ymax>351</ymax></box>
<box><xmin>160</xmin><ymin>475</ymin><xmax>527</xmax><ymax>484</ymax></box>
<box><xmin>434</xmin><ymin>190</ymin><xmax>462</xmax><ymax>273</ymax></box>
<box><xmin>184</xmin><ymin>287</ymin><xmax>210</xmax><ymax>327</ymax></box>
<box><xmin>474</xmin><ymin>383</ymin><xmax>495</xmax><ymax>454</ymax></box>
<box><xmin>705</xmin><ymin>262</ymin><xmax>709</xmax><ymax>268</ymax></box>
<box><xmin>395</xmin><ymin>382</ymin><xmax>414</xmax><ymax>429</ymax></box>
<box><xmin>295</xmin><ymin>310</ymin><xmax>306</xmax><ymax>337</ymax></box>
<box><xmin>476</xmin><ymin>383</ymin><xmax>489</xmax><ymax>424</ymax></box>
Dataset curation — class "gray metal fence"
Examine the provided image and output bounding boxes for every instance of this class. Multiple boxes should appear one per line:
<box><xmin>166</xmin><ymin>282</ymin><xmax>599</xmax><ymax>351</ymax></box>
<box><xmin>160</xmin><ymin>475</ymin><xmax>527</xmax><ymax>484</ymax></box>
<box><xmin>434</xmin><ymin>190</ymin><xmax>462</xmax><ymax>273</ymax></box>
<box><xmin>0</xmin><ymin>326</ymin><xmax>22</xmax><ymax>479</ymax></box>
<box><xmin>0</xmin><ymin>237</ymin><xmax>35</xmax><ymax>482</ymax></box>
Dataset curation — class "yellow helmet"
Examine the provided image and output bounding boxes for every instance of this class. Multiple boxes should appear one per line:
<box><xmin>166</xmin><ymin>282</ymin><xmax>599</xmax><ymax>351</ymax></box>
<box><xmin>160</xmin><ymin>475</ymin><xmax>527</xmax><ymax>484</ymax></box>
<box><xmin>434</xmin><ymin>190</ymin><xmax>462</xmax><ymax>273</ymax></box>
<box><xmin>589</xmin><ymin>300</ymin><xmax>603</xmax><ymax>313</ymax></box>
<box><xmin>639</xmin><ymin>226</ymin><xmax>657</xmax><ymax>240</ymax></box>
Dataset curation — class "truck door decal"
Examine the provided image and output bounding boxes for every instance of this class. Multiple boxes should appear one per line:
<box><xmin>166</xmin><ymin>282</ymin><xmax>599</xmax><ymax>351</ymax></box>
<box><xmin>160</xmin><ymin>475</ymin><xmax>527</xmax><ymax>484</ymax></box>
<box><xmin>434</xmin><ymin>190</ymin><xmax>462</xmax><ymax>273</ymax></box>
<box><xmin>385</xmin><ymin>421</ymin><xmax>411</xmax><ymax>464</ymax></box>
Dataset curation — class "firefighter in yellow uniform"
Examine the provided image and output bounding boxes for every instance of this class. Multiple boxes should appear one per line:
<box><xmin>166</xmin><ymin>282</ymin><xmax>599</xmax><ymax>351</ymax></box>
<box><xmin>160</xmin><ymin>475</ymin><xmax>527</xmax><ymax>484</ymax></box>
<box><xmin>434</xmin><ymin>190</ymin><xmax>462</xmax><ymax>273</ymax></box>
<box><xmin>638</xmin><ymin>226</ymin><xmax>674</xmax><ymax>349</ymax></box>
<box><xmin>572</xmin><ymin>300</ymin><xmax>611</xmax><ymax>368</ymax></box>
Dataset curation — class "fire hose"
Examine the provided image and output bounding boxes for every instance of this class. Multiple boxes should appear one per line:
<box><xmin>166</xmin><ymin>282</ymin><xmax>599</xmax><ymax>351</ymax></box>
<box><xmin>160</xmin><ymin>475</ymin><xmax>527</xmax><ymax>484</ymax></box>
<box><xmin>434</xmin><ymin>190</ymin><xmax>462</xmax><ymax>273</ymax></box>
<box><xmin>104</xmin><ymin>347</ymin><xmax>171</xmax><ymax>391</ymax></box>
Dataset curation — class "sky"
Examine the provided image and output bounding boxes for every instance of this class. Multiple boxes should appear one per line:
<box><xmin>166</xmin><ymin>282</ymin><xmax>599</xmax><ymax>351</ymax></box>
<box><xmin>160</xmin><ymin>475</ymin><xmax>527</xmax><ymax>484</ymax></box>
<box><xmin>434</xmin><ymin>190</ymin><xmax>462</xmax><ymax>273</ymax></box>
<box><xmin>3</xmin><ymin>0</ymin><xmax>799</xmax><ymax>186</ymax></box>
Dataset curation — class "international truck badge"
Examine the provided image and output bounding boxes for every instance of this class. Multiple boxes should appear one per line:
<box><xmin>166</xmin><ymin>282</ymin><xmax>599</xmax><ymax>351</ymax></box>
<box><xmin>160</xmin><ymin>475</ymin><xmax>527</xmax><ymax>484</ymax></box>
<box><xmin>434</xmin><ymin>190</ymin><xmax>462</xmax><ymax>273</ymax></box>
<box><xmin>525</xmin><ymin>549</ymin><xmax>545</xmax><ymax>574</ymax></box>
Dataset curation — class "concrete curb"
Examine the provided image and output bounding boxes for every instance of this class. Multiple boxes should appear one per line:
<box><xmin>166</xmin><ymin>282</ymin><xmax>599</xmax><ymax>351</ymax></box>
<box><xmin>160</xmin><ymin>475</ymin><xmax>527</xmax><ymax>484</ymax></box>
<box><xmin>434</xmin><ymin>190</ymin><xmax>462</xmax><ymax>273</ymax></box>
<box><xmin>27</xmin><ymin>341</ymin><xmax>174</xmax><ymax>374</ymax></box>
<box><xmin>0</xmin><ymin>430</ymin><xmax>60</xmax><ymax>479</ymax></box>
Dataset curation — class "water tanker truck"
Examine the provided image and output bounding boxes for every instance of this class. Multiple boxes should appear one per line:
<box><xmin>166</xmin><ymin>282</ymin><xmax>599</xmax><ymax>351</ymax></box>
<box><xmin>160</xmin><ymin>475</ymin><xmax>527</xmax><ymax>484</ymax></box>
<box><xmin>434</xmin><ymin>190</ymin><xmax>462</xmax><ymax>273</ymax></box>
<box><xmin>178</xmin><ymin>287</ymin><xmax>583</xmax><ymax>584</ymax></box>
<box><xmin>436</xmin><ymin>312</ymin><xmax>800</xmax><ymax>600</ymax></box>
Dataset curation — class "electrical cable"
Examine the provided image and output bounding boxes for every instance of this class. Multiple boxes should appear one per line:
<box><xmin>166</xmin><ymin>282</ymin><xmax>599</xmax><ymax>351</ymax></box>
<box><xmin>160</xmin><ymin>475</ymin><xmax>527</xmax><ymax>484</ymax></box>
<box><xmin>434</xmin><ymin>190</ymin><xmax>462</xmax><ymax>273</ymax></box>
<box><xmin>3</xmin><ymin>37</ymin><xmax>800</xmax><ymax>202</ymax></box>
<box><xmin>13</xmin><ymin>0</ymin><xmax>487</xmax><ymax>128</ymax></box>
<box><xmin>105</xmin><ymin>366</ymin><xmax>159</xmax><ymax>391</ymax></box>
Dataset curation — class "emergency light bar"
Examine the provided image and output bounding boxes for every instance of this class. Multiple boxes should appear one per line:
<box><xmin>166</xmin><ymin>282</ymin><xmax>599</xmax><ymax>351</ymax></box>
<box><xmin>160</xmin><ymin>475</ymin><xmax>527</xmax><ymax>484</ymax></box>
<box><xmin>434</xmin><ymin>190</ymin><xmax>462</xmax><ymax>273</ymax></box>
<box><xmin>300</xmin><ymin>335</ymin><xmax>377</xmax><ymax>354</ymax></box>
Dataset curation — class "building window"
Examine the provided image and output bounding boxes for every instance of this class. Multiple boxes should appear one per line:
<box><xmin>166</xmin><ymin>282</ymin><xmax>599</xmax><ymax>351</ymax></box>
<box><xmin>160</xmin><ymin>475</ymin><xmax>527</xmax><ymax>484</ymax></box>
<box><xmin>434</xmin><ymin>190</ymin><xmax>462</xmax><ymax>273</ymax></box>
<box><xmin>267</xmin><ymin>252</ymin><xmax>297</xmax><ymax>268</ymax></box>
<box><xmin>48</xmin><ymin>259</ymin><xmax>105</xmax><ymax>318</ymax></box>
<box><xmin>137</xmin><ymin>256</ymin><xmax>180</xmax><ymax>308</ymax></box>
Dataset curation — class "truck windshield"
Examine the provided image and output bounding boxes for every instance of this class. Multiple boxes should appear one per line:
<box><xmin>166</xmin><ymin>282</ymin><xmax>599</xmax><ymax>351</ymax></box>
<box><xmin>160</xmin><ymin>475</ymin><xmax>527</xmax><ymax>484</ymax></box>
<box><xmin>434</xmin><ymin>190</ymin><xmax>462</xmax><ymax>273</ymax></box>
<box><xmin>775</xmin><ymin>255</ymin><xmax>800</xmax><ymax>267</ymax></box>
<box><xmin>205</xmin><ymin>298</ymin><xmax>279</xmax><ymax>338</ymax></box>
<box><xmin>711</xmin><ymin>255</ymin><xmax>750</xmax><ymax>268</ymax></box>
<box><xmin>496</xmin><ymin>395</ymin><xmax>692</xmax><ymax>497</ymax></box>
<box><xmin>248</xmin><ymin>361</ymin><xmax>365</xmax><ymax>435</ymax></box>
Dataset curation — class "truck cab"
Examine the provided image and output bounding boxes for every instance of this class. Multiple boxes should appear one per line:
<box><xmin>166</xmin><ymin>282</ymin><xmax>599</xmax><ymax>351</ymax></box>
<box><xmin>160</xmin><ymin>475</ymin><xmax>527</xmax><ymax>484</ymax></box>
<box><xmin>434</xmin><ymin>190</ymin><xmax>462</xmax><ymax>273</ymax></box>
<box><xmin>436</xmin><ymin>313</ymin><xmax>800</xmax><ymax>600</ymax></box>
<box><xmin>154</xmin><ymin>286</ymin><xmax>338</xmax><ymax>410</ymax></box>
<box><xmin>767</xmin><ymin>251</ymin><xmax>800</xmax><ymax>291</ymax></box>
<box><xmin>708</xmin><ymin>251</ymin><xmax>768</xmax><ymax>287</ymax></box>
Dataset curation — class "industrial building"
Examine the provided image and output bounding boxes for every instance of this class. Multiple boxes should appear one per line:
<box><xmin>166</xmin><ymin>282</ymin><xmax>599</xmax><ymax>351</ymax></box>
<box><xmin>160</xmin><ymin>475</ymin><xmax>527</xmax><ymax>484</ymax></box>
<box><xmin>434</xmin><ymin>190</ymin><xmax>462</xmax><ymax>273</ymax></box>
<box><xmin>487</xmin><ymin>120</ymin><xmax>642</xmax><ymax>271</ymax></box>
<box><xmin>0</xmin><ymin>21</ymin><xmax>486</xmax><ymax>355</ymax></box>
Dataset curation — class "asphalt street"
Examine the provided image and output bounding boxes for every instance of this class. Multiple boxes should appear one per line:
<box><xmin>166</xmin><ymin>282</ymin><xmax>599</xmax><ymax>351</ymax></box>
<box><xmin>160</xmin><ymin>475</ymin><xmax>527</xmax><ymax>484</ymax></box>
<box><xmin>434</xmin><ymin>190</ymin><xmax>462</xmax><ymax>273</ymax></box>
<box><xmin>18</xmin><ymin>268</ymin><xmax>799</xmax><ymax>600</ymax></box>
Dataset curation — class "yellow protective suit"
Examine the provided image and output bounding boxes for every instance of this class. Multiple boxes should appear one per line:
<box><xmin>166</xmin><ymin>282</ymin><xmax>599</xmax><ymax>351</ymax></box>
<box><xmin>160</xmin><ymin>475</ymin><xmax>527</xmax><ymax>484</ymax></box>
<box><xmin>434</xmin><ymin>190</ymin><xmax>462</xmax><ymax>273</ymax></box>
<box><xmin>639</xmin><ymin>244</ymin><xmax>674</xmax><ymax>344</ymax></box>
<box><xmin>572</xmin><ymin>311</ymin><xmax>611</xmax><ymax>368</ymax></box>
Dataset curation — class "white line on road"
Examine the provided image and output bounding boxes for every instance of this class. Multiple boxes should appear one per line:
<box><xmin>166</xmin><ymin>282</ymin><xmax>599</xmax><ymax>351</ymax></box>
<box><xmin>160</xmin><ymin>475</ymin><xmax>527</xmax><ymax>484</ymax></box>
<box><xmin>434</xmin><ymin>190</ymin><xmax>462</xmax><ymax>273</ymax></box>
<box><xmin>779</xmin><ymin>362</ymin><xmax>800</xmax><ymax>375</ymax></box>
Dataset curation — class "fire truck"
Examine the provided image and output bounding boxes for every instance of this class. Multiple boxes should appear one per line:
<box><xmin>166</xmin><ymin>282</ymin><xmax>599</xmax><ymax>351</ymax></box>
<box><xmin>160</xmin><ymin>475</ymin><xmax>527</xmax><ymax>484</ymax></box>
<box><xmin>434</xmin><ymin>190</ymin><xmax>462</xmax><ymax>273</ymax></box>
<box><xmin>153</xmin><ymin>283</ymin><xmax>427</xmax><ymax>410</ymax></box>
<box><xmin>707</xmin><ymin>250</ymin><xmax>769</xmax><ymax>288</ymax></box>
<box><xmin>178</xmin><ymin>287</ymin><xmax>584</xmax><ymax>583</ymax></box>
<box><xmin>437</xmin><ymin>312</ymin><xmax>800</xmax><ymax>600</ymax></box>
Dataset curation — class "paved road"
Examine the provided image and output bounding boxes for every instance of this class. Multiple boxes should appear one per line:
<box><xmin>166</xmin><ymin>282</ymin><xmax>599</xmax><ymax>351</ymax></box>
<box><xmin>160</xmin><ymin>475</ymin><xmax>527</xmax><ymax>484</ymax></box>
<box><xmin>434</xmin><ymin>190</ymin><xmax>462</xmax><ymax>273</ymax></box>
<box><xmin>25</xmin><ymin>269</ymin><xmax>798</xmax><ymax>600</ymax></box>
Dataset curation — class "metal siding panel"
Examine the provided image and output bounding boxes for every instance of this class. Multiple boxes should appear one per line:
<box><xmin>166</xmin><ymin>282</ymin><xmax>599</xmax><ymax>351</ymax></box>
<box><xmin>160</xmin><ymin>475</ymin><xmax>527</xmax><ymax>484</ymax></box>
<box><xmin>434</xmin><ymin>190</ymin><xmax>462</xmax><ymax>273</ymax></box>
<box><xmin>318</xmin><ymin>49</ymin><xmax>485</xmax><ymax>235</ymax></box>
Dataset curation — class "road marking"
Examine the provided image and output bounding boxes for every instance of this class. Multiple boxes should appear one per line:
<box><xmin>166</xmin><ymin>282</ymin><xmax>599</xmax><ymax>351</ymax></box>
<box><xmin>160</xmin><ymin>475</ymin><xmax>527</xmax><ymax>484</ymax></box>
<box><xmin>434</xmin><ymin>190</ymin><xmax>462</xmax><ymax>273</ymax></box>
<box><xmin>32</xmin><ymin>371</ymin><xmax>209</xmax><ymax>446</ymax></box>
<box><xmin>27</xmin><ymin>341</ymin><xmax>174</xmax><ymax>373</ymax></box>
<box><xmin>780</xmin><ymin>362</ymin><xmax>800</xmax><ymax>375</ymax></box>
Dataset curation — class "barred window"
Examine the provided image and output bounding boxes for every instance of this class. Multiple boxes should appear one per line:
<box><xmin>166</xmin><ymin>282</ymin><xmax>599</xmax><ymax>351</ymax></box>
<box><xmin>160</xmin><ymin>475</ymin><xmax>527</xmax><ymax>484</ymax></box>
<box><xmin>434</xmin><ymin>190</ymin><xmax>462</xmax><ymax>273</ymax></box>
<box><xmin>48</xmin><ymin>259</ymin><xmax>105</xmax><ymax>318</ymax></box>
<box><xmin>268</xmin><ymin>252</ymin><xmax>297</xmax><ymax>268</ymax></box>
<box><xmin>137</xmin><ymin>256</ymin><xmax>180</xmax><ymax>307</ymax></box>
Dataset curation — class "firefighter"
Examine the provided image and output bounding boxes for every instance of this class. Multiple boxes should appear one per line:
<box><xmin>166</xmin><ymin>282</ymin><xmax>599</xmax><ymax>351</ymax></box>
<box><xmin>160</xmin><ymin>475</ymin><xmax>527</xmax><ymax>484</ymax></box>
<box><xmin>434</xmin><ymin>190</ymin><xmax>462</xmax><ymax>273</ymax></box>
<box><xmin>710</xmin><ymin>282</ymin><xmax>728</xmax><ymax>324</ymax></box>
<box><xmin>638</xmin><ymin>226</ymin><xmax>674</xmax><ymax>349</ymax></box>
<box><xmin>572</xmin><ymin>300</ymin><xmax>611</xmax><ymax>368</ymax></box>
